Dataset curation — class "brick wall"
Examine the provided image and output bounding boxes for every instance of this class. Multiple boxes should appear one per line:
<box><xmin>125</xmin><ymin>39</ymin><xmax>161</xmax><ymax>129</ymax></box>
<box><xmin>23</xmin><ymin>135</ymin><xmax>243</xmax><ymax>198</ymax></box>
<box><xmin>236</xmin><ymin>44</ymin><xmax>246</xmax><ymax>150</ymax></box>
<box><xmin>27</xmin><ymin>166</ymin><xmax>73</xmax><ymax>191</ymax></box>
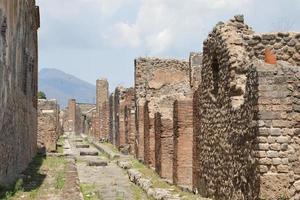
<box><xmin>109</xmin><ymin>93</ymin><xmax>115</xmax><ymax>144</ymax></box>
<box><xmin>173</xmin><ymin>98</ymin><xmax>194</xmax><ymax>190</ymax></box>
<box><xmin>0</xmin><ymin>0</ymin><xmax>39</xmax><ymax>186</ymax></box>
<box><xmin>155</xmin><ymin>112</ymin><xmax>174</xmax><ymax>181</ymax></box>
<box><xmin>96</xmin><ymin>79</ymin><xmax>109</xmax><ymax>139</ymax></box>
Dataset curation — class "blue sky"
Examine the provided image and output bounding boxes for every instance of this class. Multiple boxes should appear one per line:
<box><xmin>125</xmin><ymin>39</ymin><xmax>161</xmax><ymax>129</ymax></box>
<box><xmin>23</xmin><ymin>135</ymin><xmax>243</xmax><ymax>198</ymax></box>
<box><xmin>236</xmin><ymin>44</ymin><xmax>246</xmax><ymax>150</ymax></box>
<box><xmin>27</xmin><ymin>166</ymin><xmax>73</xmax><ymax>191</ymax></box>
<box><xmin>37</xmin><ymin>0</ymin><xmax>300</xmax><ymax>90</ymax></box>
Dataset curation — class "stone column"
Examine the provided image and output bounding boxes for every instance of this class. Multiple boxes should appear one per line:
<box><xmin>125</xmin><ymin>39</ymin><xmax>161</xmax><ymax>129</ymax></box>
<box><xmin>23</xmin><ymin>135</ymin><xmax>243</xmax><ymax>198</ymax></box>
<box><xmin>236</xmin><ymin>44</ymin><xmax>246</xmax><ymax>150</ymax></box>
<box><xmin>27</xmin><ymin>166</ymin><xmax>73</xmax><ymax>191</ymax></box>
<box><xmin>96</xmin><ymin>79</ymin><xmax>109</xmax><ymax>139</ymax></box>
<box><xmin>155</xmin><ymin>111</ymin><xmax>174</xmax><ymax>182</ymax></box>
<box><xmin>173</xmin><ymin>98</ymin><xmax>194</xmax><ymax>191</ymax></box>
<box><xmin>68</xmin><ymin>99</ymin><xmax>76</xmax><ymax>132</ymax></box>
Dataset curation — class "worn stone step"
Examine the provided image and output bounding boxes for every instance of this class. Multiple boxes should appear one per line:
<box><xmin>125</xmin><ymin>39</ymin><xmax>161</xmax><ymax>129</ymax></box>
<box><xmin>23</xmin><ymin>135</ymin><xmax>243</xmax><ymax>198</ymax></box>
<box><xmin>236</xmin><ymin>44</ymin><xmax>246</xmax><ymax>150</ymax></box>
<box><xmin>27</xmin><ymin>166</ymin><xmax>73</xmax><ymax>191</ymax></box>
<box><xmin>76</xmin><ymin>144</ymin><xmax>90</xmax><ymax>148</ymax></box>
<box><xmin>80</xmin><ymin>151</ymin><xmax>99</xmax><ymax>156</ymax></box>
<box><xmin>88</xmin><ymin>160</ymin><xmax>108</xmax><ymax>166</ymax></box>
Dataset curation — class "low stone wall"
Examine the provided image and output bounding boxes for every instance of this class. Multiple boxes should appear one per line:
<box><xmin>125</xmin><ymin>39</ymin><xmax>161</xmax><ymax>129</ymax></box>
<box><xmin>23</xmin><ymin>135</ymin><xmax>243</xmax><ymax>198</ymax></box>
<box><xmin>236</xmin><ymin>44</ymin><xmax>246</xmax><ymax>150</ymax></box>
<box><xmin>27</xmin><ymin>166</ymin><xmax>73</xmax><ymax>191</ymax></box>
<box><xmin>38</xmin><ymin>99</ymin><xmax>60</xmax><ymax>152</ymax></box>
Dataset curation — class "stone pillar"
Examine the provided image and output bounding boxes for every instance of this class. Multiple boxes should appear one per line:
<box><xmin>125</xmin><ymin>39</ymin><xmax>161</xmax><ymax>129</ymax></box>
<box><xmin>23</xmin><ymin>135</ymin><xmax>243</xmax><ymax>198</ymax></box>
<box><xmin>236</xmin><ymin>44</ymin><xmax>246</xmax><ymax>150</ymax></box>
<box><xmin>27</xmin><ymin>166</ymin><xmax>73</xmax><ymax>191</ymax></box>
<box><xmin>144</xmin><ymin>101</ymin><xmax>156</xmax><ymax>167</ymax></box>
<box><xmin>155</xmin><ymin>111</ymin><xmax>174</xmax><ymax>182</ymax></box>
<box><xmin>189</xmin><ymin>52</ymin><xmax>202</xmax><ymax>90</ymax></box>
<box><xmin>68</xmin><ymin>99</ymin><xmax>76</xmax><ymax>132</ymax></box>
<box><xmin>173</xmin><ymin>98</ymin><xmax>194</xmax><ymax>190</ymax></box>
<box><xmin>109</xmin><ymin>93</ymin><xmax>115</xmax><ymax>144</ymax></box>
<box><xmin>136</xmin><ymin>102</ymin><xmax>145</xmax><ymax>161</ymax></box>
<box><xmin>96</xmin><ymin>79</ymin><xmax>109</xmax><ymax>139</ymax></box>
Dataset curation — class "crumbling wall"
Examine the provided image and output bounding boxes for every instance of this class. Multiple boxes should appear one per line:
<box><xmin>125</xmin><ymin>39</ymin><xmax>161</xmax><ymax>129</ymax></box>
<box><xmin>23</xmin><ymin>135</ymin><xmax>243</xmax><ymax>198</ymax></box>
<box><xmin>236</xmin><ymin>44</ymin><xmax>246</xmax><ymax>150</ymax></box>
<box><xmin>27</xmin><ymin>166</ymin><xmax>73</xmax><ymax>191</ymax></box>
<box><xmin>195</xmin><ymin>15</ymin><xmax>259</xmax><ymax>199</ymax></box>
<box><xmin>0</xmin><ymin>0</ymin><xmax>39</xmax><ymax>186</ymax></box>
<box><xmin>195</xmin><ymin>15</ymin><xmax>300</xmax><ymax>200</ymax></box>
<box><xmin>37</xmin><ymin>99</ymin><xmax>60</xmax><ymax>152</ymax></box>
<box><xmin>246</xmin><ymin>32</ymin><xmax>300</xmax><ymax>66</ymax></box>
<box><xmin>189</xmin><ymin>52</ymin><xmax>202</xmax><ymax>90</ymax></box>
<box><xmin>135</xmin><ymin>57</ymin><xmax>191</xmax><ymax>179</ymax></box>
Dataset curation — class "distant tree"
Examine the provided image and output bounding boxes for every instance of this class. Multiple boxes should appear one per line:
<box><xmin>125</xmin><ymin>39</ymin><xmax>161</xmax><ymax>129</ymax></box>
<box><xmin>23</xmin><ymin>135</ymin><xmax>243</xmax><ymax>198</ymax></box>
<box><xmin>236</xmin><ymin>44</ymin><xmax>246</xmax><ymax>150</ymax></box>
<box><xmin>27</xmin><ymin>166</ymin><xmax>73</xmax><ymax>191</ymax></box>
<box><xmin>38</xmin><ymin>91</ymin><xmax>47</xmax><ymax>99</ymax></box>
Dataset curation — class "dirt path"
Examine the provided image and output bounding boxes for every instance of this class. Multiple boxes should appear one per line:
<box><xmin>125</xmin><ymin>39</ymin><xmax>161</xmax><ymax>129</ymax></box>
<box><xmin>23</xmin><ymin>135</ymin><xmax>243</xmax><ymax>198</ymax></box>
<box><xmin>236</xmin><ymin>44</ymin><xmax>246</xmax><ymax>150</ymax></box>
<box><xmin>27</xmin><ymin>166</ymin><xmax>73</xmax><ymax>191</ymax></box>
<box><xmin>67</xmin><ymin>134</ymin><xmax>150</xmax><ymax>200</ymax></box>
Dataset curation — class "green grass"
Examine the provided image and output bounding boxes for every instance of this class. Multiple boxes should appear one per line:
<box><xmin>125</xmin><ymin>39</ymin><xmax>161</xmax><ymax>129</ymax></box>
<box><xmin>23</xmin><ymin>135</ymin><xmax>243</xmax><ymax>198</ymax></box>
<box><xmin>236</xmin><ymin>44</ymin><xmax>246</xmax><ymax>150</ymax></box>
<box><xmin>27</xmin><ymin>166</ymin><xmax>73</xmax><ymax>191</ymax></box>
<box><xmin>57</xmin><ymin>137</ymin><xmax>65</xmax><ymax>154</ymax></box>
<box><xmin>131</xmin><ymin>159</ymin><xmax>199</xmax><ymax>200</ymax></box>
<box><xmin>80</xmin><ymin>183</ymin><xmax>102</xmax><ymax>200</ymax></box>
<box><xmin>55</xmin><ymin>171</ymin><xmax>65</xmax><ymax>189</ymax></box>
<box><xmin>0</xmin><ymin>154</ymin><xmax>67</xmax><ymax>200</ymax></box>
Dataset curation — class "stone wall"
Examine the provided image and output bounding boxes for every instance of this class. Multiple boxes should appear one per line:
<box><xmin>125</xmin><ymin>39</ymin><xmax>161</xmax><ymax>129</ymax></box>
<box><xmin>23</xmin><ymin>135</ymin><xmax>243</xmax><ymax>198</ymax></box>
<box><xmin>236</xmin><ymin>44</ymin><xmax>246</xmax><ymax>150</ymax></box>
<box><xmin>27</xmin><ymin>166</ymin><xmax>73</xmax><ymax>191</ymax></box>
<box><xmin>256</xmin><ymin>61</ymin><xmax>300</xmax><ymax>200</ymax></box>
<box><xmin>37</xmin><ymin>99</ymin><xmax>60</xmax><ymax>152</ymax></box>
<box><xmin>194</xmin><ymin>15</ymin><xmax>300</xmax><ymax>200</ymax></box>
<box><xmin>0</xmin><ymin>0</ymin><xmax>39</xmax><ymax>186</ymax></box>
<box><xmin>96</xmin><ymin>79</ymin><xmax>109</xmax><ymax>139</ymax></box>
<box><xmin>134</xmin><ymin>57</ymin><xmax>191</xmax><ymax>171</ymax></box>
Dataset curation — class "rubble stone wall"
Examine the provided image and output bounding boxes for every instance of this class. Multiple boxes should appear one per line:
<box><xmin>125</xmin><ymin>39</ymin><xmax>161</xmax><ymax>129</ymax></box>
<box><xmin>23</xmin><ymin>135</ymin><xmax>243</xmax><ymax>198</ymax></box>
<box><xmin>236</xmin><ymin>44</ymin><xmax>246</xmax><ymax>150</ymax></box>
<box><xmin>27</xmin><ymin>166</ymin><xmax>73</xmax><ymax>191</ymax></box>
<box><xmin>0</xmin><ymin>0</ymin><xmax>39</xmax><ymax>186</ymax></box>
<box><xmin>195</xmin><ymin>15</ymin><xmax>300</xmax><ymax>200</ymax></box>
<box><xmin>37</xmin><ymin>99</ymin><xmax>59</xmax><ymax>152</ymax></box>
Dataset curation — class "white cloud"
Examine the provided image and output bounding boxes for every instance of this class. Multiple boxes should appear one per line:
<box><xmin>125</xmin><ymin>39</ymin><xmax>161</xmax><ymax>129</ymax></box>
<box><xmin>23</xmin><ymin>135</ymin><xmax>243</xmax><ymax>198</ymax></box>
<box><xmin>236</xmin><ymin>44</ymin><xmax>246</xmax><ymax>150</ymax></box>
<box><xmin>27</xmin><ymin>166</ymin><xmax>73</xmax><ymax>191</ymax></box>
<box><xmin>107</xmin><ymin>0</ymin><xmax>253</xmax><ymax>55</ymax></box>
<box><xmin>110</xmin><ymin>22</ymin><xmax>141</xmax><ymax>47</ymax></box>
<box><xmin>146</xmin><ymin>29</ymin><xmax>172</xmax><ymax>54</ymax></box>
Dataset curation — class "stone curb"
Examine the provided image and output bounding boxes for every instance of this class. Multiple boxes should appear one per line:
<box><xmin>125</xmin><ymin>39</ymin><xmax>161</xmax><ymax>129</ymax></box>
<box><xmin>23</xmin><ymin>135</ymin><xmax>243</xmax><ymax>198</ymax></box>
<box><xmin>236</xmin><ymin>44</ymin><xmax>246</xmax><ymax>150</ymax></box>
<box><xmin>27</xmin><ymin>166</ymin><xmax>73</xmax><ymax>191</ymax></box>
<box><xmin>62</xmin><ymin>158</ymin><xmax>84</xmax><ymax>200</ymax></box>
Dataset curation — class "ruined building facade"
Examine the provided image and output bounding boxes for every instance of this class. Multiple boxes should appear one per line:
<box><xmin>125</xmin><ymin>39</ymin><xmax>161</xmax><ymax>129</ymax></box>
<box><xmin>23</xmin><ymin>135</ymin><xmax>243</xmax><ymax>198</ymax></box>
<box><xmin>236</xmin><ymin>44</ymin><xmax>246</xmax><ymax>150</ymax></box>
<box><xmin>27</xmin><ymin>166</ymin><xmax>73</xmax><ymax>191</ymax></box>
<box><xmin>103</xmin><ymin>15</ymin><xmax>300</xmax><ymax>200</ymax></box>
<box><xmin>193</xmin><ymin>15</ymin><xmax>300</xmax><ymax>200</ymax></box>
<box><xmin>0</xmin><ymin>0</ymin><xmax>39</xmax><ymax>186</ymax></box>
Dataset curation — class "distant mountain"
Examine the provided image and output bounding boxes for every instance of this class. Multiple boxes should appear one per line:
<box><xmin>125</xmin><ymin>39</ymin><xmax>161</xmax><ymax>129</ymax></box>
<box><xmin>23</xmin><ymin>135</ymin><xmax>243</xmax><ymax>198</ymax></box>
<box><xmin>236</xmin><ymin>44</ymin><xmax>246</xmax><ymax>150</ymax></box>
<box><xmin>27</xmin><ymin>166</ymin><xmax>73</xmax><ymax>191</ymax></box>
<box><xmin>39</xmin><ymin>68</ymin><xmax>96</xmax><ymax>108</ymax></box>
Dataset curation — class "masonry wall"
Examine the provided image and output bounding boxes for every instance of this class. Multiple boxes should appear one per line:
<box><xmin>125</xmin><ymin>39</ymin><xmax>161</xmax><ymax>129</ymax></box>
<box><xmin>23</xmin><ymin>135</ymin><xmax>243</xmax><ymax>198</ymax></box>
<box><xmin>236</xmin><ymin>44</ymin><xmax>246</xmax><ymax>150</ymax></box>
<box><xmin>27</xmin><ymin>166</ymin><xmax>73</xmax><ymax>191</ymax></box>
<box><xmin>135</xmin><ymin>58</ymin><xmax>191</xmax><ymax>171</ymax></box>
<box><xmin>173</xmin><ymin>98</ymin><xmax>194</xmax><ymax>191</ymax></box>
<box><xmin>37</xmin><ymin>99</ymin><xmax>60</xmax><ymax>152</ymax></box>
<box><xmin>0</xmin><ymin>0</ymin><xmax>39</xmax><ymax>186</ymax></box>
<box><xmin>256</xmin><ymin>61</ymin><xmax>300</xmax><ymax>200</ymax></box>
<box><xmin>195</xmin><ymin>15</ymin><xmax>300</xmax><ymax>200</ymax></box>
<box><xmin>96</xmin><ymin>79</ymin><xmax>109</xmax><ymax>139</ymax></box>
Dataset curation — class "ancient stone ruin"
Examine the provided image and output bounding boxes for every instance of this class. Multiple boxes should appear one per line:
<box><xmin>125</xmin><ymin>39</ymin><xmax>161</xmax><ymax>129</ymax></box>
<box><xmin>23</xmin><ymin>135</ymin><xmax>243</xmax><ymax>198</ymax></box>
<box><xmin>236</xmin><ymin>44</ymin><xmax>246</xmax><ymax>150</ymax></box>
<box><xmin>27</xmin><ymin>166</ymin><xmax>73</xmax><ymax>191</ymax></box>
<box><xmin>38</xmin><ymin>99</ymin><xmax>60</xmax><ymax>152</ymax></box>
<box><xmin>0</xmin><ymin>0</ymin><xmax>39</xmax><ymax>186</ymax></box>
<box><xmin>0</xmin><ymin>1</ymin><xmax>299</xmax><ymax>198</ymax></box>
<box><xmin>91</xmin><ymin>15</ymin><xmax>299</xmax><ymax>200</ymax></box>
